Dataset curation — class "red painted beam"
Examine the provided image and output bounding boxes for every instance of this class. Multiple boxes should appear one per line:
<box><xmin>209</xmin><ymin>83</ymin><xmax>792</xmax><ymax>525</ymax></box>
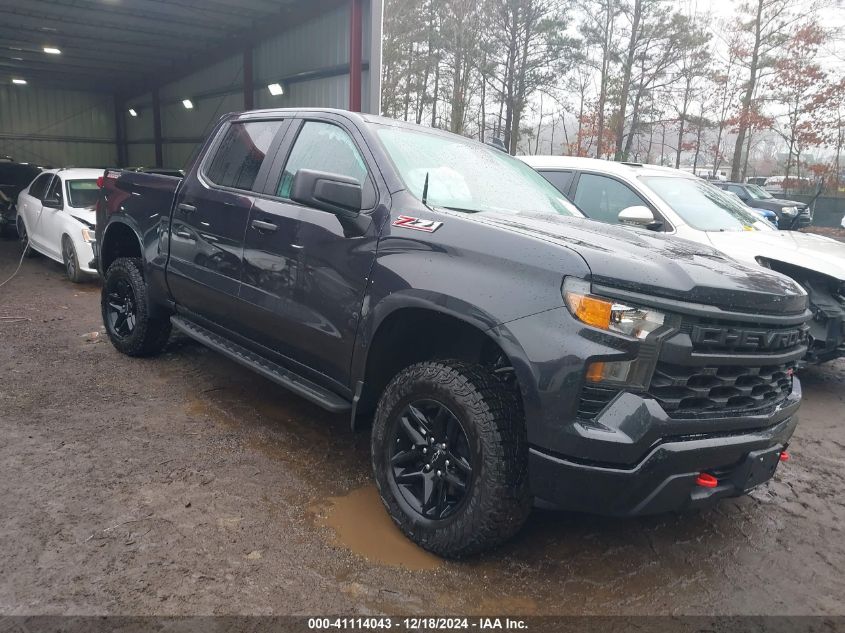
<box><xmin>349</xmin><ymin>0</ymin><xmax>363</xmax><ymax>112</ymax></box>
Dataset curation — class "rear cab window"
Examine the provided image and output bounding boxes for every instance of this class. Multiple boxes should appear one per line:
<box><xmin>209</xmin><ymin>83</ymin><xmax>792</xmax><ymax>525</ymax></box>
<box><xmin>204</xmin><ymin>120</ymin><xmax>285</xmax><ymax>192</ymax></box>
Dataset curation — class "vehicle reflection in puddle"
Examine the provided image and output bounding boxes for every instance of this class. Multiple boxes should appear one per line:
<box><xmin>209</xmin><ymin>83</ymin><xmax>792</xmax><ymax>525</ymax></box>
<box><xmin>311</xmin><ymin>485</ymin><xmax>442</xmax><ymax>571</ymax></box>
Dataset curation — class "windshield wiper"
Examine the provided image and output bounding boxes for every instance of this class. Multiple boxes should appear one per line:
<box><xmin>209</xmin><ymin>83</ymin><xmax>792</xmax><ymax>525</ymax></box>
<box><xmin>439</xmin><ymin>206</ymin><xmax>485</xmax><ymax>214</ymax></box>
<box><xmin>422</xmin><ymin>172</ymin><xmax>430</xmax><ymax>207</ymax></box>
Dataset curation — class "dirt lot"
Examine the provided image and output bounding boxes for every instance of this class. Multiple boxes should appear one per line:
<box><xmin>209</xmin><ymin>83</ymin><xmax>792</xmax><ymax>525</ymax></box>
<box><xmin>1</xmin><ymin>239</ymin><xmax>844</xmax><ymax>617</ymax></box>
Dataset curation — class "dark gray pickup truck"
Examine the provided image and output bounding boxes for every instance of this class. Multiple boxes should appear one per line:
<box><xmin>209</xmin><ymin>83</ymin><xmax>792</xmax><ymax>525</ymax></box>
<box><xmin>95</xmin><ymin>108</ymin><xmax>809</xmax><ymax>557</ymax></box>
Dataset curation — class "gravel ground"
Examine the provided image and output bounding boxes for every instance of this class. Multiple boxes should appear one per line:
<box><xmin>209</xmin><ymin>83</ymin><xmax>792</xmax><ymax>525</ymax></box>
<box><xmin>1</xmin><ymin>238</ymin><xmax>844</xmax><ymax>616</ymax></box>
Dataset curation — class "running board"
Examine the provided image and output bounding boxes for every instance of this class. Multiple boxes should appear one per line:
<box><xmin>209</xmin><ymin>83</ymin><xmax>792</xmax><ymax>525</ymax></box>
<box><xmin>170</xmin><ymin>316</ymin><xmax>351</xmax><ymax>413</ymax></box>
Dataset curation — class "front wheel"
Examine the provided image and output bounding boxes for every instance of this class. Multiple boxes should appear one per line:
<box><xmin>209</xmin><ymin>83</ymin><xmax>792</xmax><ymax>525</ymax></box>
<box><xmin>62</xmin><ymin>236</ymin><xmax>82</xmax><ymax>283</ymax></box>
<box><xmin>371</xmin><ymin>360</ymin><xmax>531</xmax><ymax>558</ymax></box>
<box><xmin>101</xmin><ymin>257</ymin><xmax>171</xmax><ymax>357</ymax></box>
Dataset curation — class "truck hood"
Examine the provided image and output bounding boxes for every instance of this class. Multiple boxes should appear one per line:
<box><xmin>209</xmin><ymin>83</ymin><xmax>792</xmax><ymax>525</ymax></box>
<box><xmin>476</xmin><ymin>212</ymin><xmax>807</xmax><ymax>314</ymax></box>
<box><xmin>705</xmin><ymin>229</ymin><xmax>845</xmax><ymax>282</ymax></box>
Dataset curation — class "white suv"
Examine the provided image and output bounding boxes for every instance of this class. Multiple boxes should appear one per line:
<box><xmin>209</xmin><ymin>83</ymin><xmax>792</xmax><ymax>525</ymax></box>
<box><xmin>520</xmin><ymin>156</ymin><xmax>845</xmax><ymax>364</ymax></box>
<box><xmin>16</xmin><ymin>168</ymin><xmax>101</xmax><ymax>282</ymax></box>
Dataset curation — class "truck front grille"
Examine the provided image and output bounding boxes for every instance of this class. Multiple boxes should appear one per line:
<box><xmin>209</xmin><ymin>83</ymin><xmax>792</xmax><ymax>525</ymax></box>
<box><xmin>576</xmin><ymin>362</ymin><xmax>795</xmax><ymax>421</ymax></box>
<box><xmin>648</xmin><ymin>362</ymin><xmax>794</xmax><ymax>417</ymax></box>
<box><xmin>680</xmin><ymin>317</ymin><xmax>809</xmax><ymax>355</ymax></box>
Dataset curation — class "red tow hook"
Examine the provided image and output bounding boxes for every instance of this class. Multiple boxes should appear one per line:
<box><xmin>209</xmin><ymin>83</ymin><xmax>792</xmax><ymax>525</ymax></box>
<box><xmin>780</xmin><ymin>451</ymin><xmax>790</xmax><ymax>462</ymax></box>
<box><xmin>695</xmin><ymin>473</ymin><xmax>719</xmax><ymax>488</ymax></box>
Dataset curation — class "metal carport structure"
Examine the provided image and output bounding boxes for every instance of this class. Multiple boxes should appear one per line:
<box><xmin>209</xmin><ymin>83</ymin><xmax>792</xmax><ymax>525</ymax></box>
<box><xmin>0</xmin><ymin>0</ymin><xmax>383</xmax><ymax>168</ymax></box>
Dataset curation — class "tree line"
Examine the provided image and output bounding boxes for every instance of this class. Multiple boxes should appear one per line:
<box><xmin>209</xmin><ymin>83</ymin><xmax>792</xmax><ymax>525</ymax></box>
<box><xmin>381</xmin><ymin>0</ymin><xmax>845</xmax><ymax>185</ymax></box>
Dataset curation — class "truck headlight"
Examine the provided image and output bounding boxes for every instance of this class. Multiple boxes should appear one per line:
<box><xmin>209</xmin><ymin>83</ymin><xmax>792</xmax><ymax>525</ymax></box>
<box><xmin>563</xmin><ymin>278</ymin><xmax>665</xmax><ymax>339</ymax></box>
<box><xmin>781</xmin><ymin>206</ymin><xmax>798</xmax><ymax>216</ymax></box>
<box><xmin>81</xmin><ymin>228</ymin><xmax>96</xmax><ymax>243</ymax></box>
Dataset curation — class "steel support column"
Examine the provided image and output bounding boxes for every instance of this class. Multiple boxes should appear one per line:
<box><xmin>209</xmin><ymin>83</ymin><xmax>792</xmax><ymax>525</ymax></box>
<box><xmin>349</xmin><ymin>0</ymin><xmax>363</xmax><ymax>112</ymax></box>
<box><xmin>152</xmin><ymin>87</ymin><xmax>163</xmax><ymax>168</ymax></box>
<box><xmin>243</xmin><ymin>45</ymin><xmax>254</xmax><ymax>110</ymax></box>
<box><xmin>114</xmin><ymin>95</ymin><xmax>128</xmax><ymax>167</ymax></box>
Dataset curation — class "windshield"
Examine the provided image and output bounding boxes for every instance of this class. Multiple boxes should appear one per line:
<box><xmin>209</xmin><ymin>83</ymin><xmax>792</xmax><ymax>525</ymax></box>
<box><xmin>374</xmin><ymin>125</ymin><xmax>581</xmax><ymax>216</ymax></box>
<box><xmin>66</xmin><ymin>179</ymin><xmax>99</xmax><ymax>208</ymax></box>
<box><xmin>641</xmin><ymin>176</ymin><xmax>772</xmax><ymax>232</ymax></box>
<box><xmin>746</xmin><ymin>184</ymin><xmax>773</xmax><ymax>199</ymax></box>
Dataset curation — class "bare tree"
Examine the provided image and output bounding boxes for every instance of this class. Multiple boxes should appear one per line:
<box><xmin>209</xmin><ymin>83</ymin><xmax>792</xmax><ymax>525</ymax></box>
<box><xmin>728</xmin><ymin>0</ymin><xmax>805</xmax><ymax>180</ymax></box>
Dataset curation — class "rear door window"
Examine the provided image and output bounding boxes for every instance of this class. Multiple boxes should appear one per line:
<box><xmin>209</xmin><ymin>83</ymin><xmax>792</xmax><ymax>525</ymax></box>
<box><xmin>573</xmin><ymin>173</ymin><xmax>648</xmax><ymax>225</ymax></box>
<box><xmin>538</xmin><ymin>170</ymin><xmax>573</xmax><ymax>196</ymax></box>
<box><xmin>205</xmin><ymin>120</ymin><xmax>284</xmax><ymax>192</ymax></box>
<box><xmin>275</xmin><ymin>121</ymin><xmax>375</xmax><ymax>208</ymax></box>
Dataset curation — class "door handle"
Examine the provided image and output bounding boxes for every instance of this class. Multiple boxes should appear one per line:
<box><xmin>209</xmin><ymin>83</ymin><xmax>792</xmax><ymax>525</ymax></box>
<box><xmin>251</xmin><ymin>219</ymin><xmax>278</xmax><ymax>233</ymax></box>
<box><xmin>178</xmin><ymin>203</ymin><xmax>197</xmax><ymax>214</ymax></box>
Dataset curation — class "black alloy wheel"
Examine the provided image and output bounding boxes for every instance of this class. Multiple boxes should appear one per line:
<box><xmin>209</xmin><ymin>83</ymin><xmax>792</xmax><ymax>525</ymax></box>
<box><xmin>100</xmin><ymin>257</ymin><xmax>171</xmax><ymax>357</ymax></box>
<box><xmin>105</xmin><ymin>277</ymin><xmax>137</xmax><ymax>338</ymax></box>
<box><xmin>388</xmin><ymin>399</ymin><xmax>474</xmax><ymax>521</ymax></box>
<box><xmin>372</xmin><ymin>360</ymin><xmax>532</xmax><ymax>558</ymax></box>
<box><xmin>62</xmin><ymin>237</ymin><xmax>81</xmax><ymax>282</ymax></box>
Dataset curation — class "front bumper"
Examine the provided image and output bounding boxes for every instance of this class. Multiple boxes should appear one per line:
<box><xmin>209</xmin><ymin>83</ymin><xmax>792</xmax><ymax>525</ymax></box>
<box><xmin>529</xmin><ymin>378</ymin><xmax>801</xmax><ymax>515</ymax></box>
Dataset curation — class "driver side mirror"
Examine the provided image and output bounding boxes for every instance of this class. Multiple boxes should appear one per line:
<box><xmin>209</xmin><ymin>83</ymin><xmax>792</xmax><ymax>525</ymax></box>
<box><xmin>618</xmin><ymin>205</ymin><xmax>661</xmax><ymax>230</ymax></box>
<box><xmin>291</xmin><ymin>169</ymin><xmax>362</xmax><ymax>220</ymax></box>
<box><xmin>42</xmin><ymin>197</ymin><xmax>62</xmax><ymax>209</ymax></box>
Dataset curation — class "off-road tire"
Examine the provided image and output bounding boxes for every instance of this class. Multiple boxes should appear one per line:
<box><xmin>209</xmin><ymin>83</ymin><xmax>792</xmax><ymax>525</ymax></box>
<box><xmin>371</xmin><ymin>360</ymin><xmax>532</xmax><ymax>558</ymax></box>
<box><xmin>62</xmin><ymin>236</ymin><xmax>82</xmax><ymax>283</ymax></box>
<box><xmin>101</xmin><ymin>257</ymin><xmax>171</xmax><ymax>357</ymax></box>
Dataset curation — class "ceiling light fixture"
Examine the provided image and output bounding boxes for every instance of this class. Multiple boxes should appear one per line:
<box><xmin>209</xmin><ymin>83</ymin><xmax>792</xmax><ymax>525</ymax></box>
<box><xmin>128</xmin><ymin>108</ymin><xmax>138</xmax><ymax>117</ymax></box>
<box><xmin>267</xmin><ymin>82</ymin><xmax>284</xmax><ymax>96</ymax></box>
<box><xmin>12</xmin><ymin>78</ymin><xmax>27</xmax><ymax>85</ymax></box>
<box><xmin>182</xmin><ymin>99</ymin><xmax>194</xmax><ymax>110</ymax></box>
<box><xmin>43</xmin><ymin>47</ymin><xmax>61</xmax><ymax>55</ymax></box>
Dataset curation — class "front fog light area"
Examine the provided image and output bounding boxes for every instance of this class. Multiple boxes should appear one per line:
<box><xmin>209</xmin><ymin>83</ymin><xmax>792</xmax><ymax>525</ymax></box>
<box><xmin>586</xmin><ymin>360</ymin><xmax>633</xmax><ymax>383</ymax></box>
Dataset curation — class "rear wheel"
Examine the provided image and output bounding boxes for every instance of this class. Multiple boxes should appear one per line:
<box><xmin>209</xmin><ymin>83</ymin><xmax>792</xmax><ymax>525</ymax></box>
<box><xmin>102</xmin><ymin>257</ymin><xmax>171</xmax><ymax>357</ymax></box>
<box><xmin>62</xmin><ymin>236</ymin><xmax>82</xmax><ymax>283</ymax></box>
<box><xmin>16</xmin><ymin>216</ymin><xmax>37</xmax><ymax>258</ymax></box>
<box><xmin>371</xmin><ymin>360</ymin><xmax>531</xmax><ymax>558</ymax></box>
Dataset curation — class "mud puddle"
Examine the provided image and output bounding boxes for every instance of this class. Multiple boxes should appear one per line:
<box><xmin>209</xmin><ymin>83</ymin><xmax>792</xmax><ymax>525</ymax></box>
<box><xmin>312</xmin><ymin>485</ymin><xmax>442</xmax><ymax>571</ymax></box>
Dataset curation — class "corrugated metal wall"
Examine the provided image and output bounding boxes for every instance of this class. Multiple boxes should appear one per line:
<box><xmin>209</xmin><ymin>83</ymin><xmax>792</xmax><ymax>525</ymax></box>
<box><xmin>0</xmin><ymin>85</ymin><xmax>116</xmax><ymax>167</ymax></box>
<box><xmin>123</xmin><ymin>2</ymin><xmax>375</xmax><ymax>170</ymax></box>
<box><xmin>1</xmin><ymin>0</ymin><xmax>381</xmax><ymax>171</ymax></box>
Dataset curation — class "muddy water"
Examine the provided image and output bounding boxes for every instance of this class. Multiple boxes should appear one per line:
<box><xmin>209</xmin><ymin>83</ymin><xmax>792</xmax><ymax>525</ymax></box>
<box><xmin>313</xmin><ymin>486</ymin><xmax>442</xmax><ymax>571</ymax></box>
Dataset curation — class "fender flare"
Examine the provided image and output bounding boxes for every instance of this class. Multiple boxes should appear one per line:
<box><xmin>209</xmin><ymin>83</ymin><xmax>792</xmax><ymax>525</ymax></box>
<box><xmin>100</xmin><ymin>217</ymin><xmax>145</xmax><ymax>271</ymax></box>
<box><xmin>349</xmin><ymin>289</ymin><xmax>541</xmax><ymax>425</ymax></box>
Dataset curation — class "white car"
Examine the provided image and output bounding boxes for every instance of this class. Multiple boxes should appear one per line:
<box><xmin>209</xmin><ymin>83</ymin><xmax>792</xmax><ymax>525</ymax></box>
<box><xmin>16</xmin><ymin>168</ymin><xmax>101</xmax><ymax>282</ymax></box>
<box><xmin>520</xmin><ymin>156</ymin><xmax>845</xmax><ymax>364</ymax></box>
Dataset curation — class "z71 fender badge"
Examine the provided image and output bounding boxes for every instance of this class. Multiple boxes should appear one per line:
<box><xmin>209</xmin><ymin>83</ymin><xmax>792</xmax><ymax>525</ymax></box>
<box><xmin>392</xmin><ymin>215</ymin><xmax>444</xmax><ymax>233</ymax></box>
